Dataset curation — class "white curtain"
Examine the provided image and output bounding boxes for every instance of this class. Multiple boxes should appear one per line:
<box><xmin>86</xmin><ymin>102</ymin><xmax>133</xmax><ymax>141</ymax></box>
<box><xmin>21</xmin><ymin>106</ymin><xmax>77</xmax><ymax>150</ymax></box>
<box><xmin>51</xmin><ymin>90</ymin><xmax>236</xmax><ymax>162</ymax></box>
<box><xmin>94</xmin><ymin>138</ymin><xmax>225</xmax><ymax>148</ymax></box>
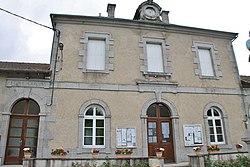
<box><xmin>146</xmin><ymin>44</ymin><xmax>164</xmax><ymax>72</ymax></box>
<box><xmin>87</xmin><ymin>39</ymin><xmax>105</xmax><ymax>70</ymax></box>
<box><xmin>198</xmin><ymin>49</ymin><xmax>214</xmax><ymax>76</ymax></box>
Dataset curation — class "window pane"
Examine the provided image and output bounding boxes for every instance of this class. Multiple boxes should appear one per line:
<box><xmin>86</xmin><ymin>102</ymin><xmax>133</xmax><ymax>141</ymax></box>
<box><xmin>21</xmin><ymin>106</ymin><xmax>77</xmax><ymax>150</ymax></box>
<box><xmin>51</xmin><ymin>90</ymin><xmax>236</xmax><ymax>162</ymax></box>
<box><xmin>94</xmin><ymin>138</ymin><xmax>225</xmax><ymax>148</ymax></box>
<box><xmin>7</xmin><ymin>148</ymin><xmax>20</xmax><ymax>156</ymax></box>
<box><xmin>208</xmin><ymin>120</ymin><xmax>213</xmax><ymax>126</ymax></box>
<box><xmin>146</xmin><ymin>43</ymin><xmax>164</xmax><ymax>72</ymax></box>
<box><xmin>87</xmin><ymin>39</ymin><xmax>105</xmax><ymax>70</ymax></box>
<box><xmin>85</xmin><ymin>120</ymin><xmax>93</xmax><ymax>127</ymax></box>
<box><xmin>210</xmin><ymin>135</ymin><xmax>215</xmax><ymax>142</ymax></box>
<box><xmin>161</xmin><ymin>122</ymin><xmax>170</xmax><ymax>141</ymax></box>
<box><xmin>25</xmin><ymin>138</ymin><xmax>37</xmax><ymax>146</ymax></box>
<box><xmin>10</xmin><ymin>128</ymin><xmax>22</xmax><ymax>136</ymax></box>
<box><xmin>28</xmin><ymin>100</ymin><xmax>40</xmax><ymax>115</ymax></box>
<box><xmin>9</xmin><ymin>138</ymin><xmax>20</xmax><ymax>146</ymax></box>
<box><xmin>207</xmin><ymin>109</ymin><xmax>212</xmax><ymax>116</ymax></box>
<box><xmin>96</xmin><ymin>107</ymin><xmax>104</xmax><ymax>116</ymax></box>
<box><xmin>159</xmin><ymin>104</ymin><xmax>171</xmax><ymax>117</ymax></box>
<box><xmin>84</xmin><ymin>137</ymin><xmax>92</xmax><ymax>145</ymax></box>
<box><xmin>26</xmin><ymin>128</ymin><xmax>38</xmax><ymax>137</ymax></box>
<box><xmin>84</xmin><ymin>128</ymin><xmax>93</xmax><ymax>136</ymax></box>
<box><xmin>12</xmin><ymin>100</ymin><xmax>25</xmax><ymax>114</ymax></box>
<box><xmin>217</xmin><ymin>135</ymin><xmax>224</xmax><ymax>142</ymax></box>
<box><xmin>148</xmin><ymin>122</ymin><xmax>157</xmax><ymax>143</ymax></box>
<box><xmin>215</xmin><ymin>120</ymin><xmax>221</xmax><ymax>126</ymax></box>
<box><xmin>86</xmin><ymin>108</ymin><xmax>93</xmax><ymax>116</ymax></box>
<box><xmin>27</xmin><ymin>119</ymin><xmax>39</xmax><ymax>128</ymax></box>
<box><xmin>213</xmin><ymin>110</ymin><xmax>219</xmax><ymax>116</ymax></box>
<box><xmin>216</xmin><ymin>127</ymin><xmax>222</xmax><ymax>134</ymax></box>
<box><xmin>209</xmin><ymin>128</ymin><xmax>214</xmax><ymax>134</ymax></box>
<box><xmin>198</xmin><ymin>49</ymin><xmax>214</xmax><ymax>76</ymax></box>
<box><xmin>96</xmin><ymin>120</ymin><xmax>104</xmax><ymax>127</ymax></box>
<box><xmin>96</xmin><ymin>137</ymin><xmax>104</xmax><ymax>145</ymax></box>
<box><xmin>96</xmin><ymin>128</ymin><xmax>104</xmax><ymax>136</ymax></box>
<box><xmin>147</xmin><ymin>104</ymin><xmax>156</xmax><ymax>117</ymax></box>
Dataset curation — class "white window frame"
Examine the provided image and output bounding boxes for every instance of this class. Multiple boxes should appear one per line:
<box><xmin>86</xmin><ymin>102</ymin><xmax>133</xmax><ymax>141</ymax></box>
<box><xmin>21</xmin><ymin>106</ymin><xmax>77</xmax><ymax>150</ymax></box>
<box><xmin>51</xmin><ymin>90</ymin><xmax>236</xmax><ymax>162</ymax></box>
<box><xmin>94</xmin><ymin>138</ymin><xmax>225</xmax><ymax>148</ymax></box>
<box><xmin>79</xmin><ymin>32</ymin><xmax>114</xmax><ymax>73</ymax></box>
<box><xmin>203</xmin><ymin>103</ymin><xmax>232</xmax><ymax>149</ymax></box>
<box><xmin>192</xmin><ymin>41</ymin><xmax>222</xmax><ymax>79</ymax></box>
<box><xmin>83</xmin><ymin>105</ymin><xmax>105</xmax><ymax>148</ymax></box>
<box><xmin>207</xmin><ymin>107</ymin><xmax>225</xmax><ymax>144</ymax></box>
<box><xmin>139</xmin><ymin>37</ymin><xmax>171</xmax><ymax>79</ymax></box>
<box><xmin>78</xmin><ymin>99</ymin><xmax>111</xmax><ymax>154</ymax></box>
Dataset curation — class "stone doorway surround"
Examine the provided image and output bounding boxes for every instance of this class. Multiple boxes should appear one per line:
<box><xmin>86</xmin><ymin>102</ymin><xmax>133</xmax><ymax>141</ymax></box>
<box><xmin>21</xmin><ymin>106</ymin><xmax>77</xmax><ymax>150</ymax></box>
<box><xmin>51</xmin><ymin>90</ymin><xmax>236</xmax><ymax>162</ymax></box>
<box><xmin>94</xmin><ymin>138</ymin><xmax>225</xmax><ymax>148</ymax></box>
<box><xmin>140</xmin><ymin>94</ymin><xmax>181</xmax><ymax>163</ymax></box>
<box><xmin>0</xmin><ymin>83</ymin><xmax>53</xmax><ymax>165</ymax></box>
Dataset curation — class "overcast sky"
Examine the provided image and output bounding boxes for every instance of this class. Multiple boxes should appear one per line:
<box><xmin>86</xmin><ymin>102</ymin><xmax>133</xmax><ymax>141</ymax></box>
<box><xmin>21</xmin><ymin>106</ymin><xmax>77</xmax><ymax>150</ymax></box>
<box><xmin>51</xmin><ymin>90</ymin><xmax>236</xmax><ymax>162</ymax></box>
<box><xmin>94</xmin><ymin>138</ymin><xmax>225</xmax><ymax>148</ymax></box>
<box><xmin>0</xmin><ymin>0</ymin><xmax>250</xmax><ymax>75</ymax></box>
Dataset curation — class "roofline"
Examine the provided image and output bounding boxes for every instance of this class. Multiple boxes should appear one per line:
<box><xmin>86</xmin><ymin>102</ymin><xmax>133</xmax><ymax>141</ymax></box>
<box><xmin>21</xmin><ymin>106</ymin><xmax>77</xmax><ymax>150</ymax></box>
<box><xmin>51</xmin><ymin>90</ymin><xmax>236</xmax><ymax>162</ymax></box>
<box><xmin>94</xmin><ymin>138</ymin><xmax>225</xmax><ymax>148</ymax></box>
<box><xmin>0</xmin><ymin>61</ymin><xmax>51</xmax><ymax>75</ymax></box>
<box><xmin>50</xmin><ymin>13</ymin><xmax>238</xmax><ymax>41</ymax></box>
<box><xmin>0</xmin><ymin>68</ymin><xmax>51</xmax><ymax>74</ymax></box>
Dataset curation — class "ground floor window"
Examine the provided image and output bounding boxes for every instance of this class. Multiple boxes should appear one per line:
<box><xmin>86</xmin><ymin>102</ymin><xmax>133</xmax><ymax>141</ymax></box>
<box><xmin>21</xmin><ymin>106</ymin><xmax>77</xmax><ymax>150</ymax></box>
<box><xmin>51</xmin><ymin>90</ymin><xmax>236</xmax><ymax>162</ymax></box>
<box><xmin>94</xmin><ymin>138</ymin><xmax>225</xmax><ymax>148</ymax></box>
<box><xmin>207</xmin><ymin>107</ymin><xmax>225</xmax><ymax>144</ymax></box>
<box><xmin>83</xmin><ymin>105</ymin><xmax>105</xmax><ymax>147</ymax></box>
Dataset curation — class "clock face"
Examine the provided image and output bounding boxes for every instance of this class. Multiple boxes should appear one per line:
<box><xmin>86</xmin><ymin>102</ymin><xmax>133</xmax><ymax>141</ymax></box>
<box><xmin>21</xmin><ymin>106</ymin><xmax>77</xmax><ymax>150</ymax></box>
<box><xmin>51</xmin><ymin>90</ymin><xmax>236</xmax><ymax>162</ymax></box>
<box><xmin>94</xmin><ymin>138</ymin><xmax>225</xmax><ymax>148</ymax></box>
<box><xmin>246</xmin><ymin>39</ymin><xmax>250</xmax><ymax>50</ymax></box>
<box><xmin>145</xmin><ymin>7</ymin><xmax>156</xmax><ymax>18</ymax></box>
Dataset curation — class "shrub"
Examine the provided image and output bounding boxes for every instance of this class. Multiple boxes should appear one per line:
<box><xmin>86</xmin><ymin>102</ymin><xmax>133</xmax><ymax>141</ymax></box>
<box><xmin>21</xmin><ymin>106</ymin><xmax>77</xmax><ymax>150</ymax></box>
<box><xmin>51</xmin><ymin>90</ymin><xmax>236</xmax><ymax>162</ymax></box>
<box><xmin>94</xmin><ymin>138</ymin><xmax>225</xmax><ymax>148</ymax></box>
<box><xmin>205</xmin><ymin>155</ymin><xmax>250</xmax><ymax>167</ymax></box>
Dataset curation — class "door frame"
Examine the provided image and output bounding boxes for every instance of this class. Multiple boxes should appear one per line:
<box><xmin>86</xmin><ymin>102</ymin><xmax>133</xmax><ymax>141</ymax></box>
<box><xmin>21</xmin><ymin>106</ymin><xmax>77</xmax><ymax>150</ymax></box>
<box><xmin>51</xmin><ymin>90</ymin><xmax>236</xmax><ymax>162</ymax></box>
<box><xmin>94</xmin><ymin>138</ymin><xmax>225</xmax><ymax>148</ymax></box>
<box><xmin>146</xmin><ymin>103</ymin><xmax>174</xmax><ymax>162</ymax></box>
<box><xmin>140</xmin><ymin>98</ymin><xmax>181</xmax><ymax>163</ymax></box>
<box><xmin>0</xmin><ymin>91</ymin><xmax>51</xmax><ymax>166</ymax></box>
<box><xmin>4</xmin><ymin>98</ymin><xmax>40</xmax><ymax>165</ymax></box>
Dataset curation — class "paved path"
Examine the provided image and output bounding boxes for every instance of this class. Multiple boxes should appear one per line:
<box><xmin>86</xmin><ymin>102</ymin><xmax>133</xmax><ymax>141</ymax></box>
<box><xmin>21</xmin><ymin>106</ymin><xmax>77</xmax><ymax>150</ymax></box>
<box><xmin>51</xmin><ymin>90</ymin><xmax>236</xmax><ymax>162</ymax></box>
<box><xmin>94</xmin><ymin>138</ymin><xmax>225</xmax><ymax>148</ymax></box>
<box><xmin>164</xmin><ymin>162</ymin><xmax>190</xmax><ymax>167</ymax></box>
<box><xmin>0</xmin><ymin>162</ymin><xmax>189</xmax><ymax>167</ymax></box>
<box><xmin>0</xmin><ymin>166</ymin><xmax>22</xmax><ymax>167</ymax></box>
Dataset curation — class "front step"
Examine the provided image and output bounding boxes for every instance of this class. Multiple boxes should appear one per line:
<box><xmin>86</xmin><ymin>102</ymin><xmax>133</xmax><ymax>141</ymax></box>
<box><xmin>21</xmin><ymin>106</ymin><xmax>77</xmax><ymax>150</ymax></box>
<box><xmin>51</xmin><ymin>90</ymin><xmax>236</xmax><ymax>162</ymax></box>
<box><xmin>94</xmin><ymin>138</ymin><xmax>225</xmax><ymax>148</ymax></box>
<box><xmin>164</xmin><ymin>162</ymin><xmax>190</xmax><ymax>167</ymax></box>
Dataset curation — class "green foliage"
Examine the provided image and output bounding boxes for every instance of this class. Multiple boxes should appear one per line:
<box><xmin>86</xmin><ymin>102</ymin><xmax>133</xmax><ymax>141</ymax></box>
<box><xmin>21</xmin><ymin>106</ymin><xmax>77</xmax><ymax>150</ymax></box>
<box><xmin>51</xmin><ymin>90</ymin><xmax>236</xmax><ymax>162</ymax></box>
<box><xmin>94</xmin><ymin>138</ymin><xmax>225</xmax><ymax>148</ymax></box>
<box><xmin>71</xmin><ymin>161</ymin><xmax>97</xmax><ymax>167</ymax></box>
<box><xmin>101</xmin><ymin>159</ymin><xmax>149</xmax><ymax>167</ymax></box>
<box><xmin>102</xmin><ymin>160</ymin><xmax>115</xmax><ymax>167</ymax></box>
<box><xmin>72</xmin><ymin>162</ymin><xmax>82</xmax><ymax>167</ymax></box>
<box><xmin>205</xmin><ymin>155</ymin><xmax>250</xmax><ymax>167</ymax></box>
<box><xmin>72</xmin><ymin>159</ymin><xmax>149</xmax><ymax>167</ymax></box>
<box><xmin>135</xmin><ymin>159</ymin><xmax>150</xmax><ymax>167</ymax></box>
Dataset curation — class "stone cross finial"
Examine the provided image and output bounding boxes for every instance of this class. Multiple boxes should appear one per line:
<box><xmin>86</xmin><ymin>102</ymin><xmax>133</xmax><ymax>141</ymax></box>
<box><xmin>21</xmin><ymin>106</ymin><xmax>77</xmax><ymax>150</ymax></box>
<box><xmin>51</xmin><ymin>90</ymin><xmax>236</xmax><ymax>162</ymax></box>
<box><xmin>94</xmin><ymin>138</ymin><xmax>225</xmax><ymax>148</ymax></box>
<box><xmin>148</xmin><ymin>0</ymin><xmax>153</xmax><ymax>4</ymax></box>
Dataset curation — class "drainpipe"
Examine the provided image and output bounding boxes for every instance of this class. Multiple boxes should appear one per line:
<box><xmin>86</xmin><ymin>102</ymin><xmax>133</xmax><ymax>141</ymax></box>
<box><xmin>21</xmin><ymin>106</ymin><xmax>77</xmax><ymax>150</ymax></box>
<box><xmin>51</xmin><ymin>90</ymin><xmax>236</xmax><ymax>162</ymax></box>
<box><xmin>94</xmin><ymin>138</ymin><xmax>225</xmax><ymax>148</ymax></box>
<box><xmin>48</xmin><ymin>29</ymin><xmax>61</xmax><ymax>106</ymax></box>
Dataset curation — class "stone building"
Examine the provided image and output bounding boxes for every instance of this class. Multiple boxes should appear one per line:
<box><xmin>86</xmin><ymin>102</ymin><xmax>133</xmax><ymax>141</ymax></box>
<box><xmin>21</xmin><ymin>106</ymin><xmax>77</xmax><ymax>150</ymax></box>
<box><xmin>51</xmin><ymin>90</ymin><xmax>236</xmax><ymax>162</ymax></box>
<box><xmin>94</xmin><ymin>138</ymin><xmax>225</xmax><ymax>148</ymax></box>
<box><xmin>0</xmin><ymin>0</ymin><xmax>246</xmax><ymax>165</ymax></box>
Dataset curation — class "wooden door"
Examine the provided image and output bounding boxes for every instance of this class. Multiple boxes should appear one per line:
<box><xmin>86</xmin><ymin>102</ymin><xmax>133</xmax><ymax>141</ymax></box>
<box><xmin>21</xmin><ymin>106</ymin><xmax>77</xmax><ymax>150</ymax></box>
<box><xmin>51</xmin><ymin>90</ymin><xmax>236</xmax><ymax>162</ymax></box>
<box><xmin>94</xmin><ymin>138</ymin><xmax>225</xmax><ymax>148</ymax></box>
<box><xmin>4</xmin><ymin>99</ymin><xmax>40</xmax><ymax>165</ymax></box>
<box><xmin>147</xmin><ymin>103</ymin><xmax>174</xmax><ymax>162</ymax></box>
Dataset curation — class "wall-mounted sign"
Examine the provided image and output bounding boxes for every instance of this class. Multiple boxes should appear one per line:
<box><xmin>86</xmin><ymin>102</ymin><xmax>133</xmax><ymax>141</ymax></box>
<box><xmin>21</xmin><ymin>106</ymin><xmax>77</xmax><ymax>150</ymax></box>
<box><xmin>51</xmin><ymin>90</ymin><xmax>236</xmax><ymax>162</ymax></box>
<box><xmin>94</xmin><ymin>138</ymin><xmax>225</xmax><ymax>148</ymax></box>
<box><xmin>116</xmin><ymin>128</ymin><xmax>136</xmax><ymax>148</ymax></box>
<box><xmin>183</xmin><ymin>124</ymin><xmax>203</xmax><ymax>146</ymax></box>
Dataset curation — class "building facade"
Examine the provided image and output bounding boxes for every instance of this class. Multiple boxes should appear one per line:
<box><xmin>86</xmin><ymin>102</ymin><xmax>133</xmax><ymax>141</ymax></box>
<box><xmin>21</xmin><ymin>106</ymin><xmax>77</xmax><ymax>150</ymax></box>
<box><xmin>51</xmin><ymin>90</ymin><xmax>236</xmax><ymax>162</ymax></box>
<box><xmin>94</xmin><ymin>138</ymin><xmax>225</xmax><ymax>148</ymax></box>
<box><xmin>0</xmin><ymin>0</ymin><xmax>246</xmax><ymax>165</ymax></box>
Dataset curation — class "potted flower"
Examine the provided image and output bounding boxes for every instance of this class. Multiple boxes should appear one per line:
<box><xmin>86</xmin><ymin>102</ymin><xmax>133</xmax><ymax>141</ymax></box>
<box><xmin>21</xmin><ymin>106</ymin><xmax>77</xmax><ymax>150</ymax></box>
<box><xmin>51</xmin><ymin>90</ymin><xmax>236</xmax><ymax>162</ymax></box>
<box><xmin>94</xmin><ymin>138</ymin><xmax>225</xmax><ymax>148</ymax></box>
<box><xmin>193</xmin><ymin>146</ymin><xmax>201</xmax><ymax>156</ymax></box>
<box><xmin>154</xmin><ymin>147</ymin><xmax>165</xmax><ymax>158</ymax></box>
<box><xmin>115</xmin><ymin>148</ymin><xmax>133</xmax><ymax>158</ymax></box>
<box><xmin>91</xmin><ymin>148</ymin><xmax>99</xmax><ymax>158</ymax></box>
<box><xmin>207</xmin><ymin>145</ymin><xmax>220</xmax><ymax>154</ymax></box>
<box><xmin>51</xmin><ymin>147</ymin><xmax>69</xmax><ymax>158</ymax></box>
<box><xmin>23</xmin><ymin>148</ymin><xmax>32</xmax><ymax>158</ymax></box>
<box><xmin>235</xmin><ymin>144</ymin><xmax>243</xmax><ymax>152</ymax></box>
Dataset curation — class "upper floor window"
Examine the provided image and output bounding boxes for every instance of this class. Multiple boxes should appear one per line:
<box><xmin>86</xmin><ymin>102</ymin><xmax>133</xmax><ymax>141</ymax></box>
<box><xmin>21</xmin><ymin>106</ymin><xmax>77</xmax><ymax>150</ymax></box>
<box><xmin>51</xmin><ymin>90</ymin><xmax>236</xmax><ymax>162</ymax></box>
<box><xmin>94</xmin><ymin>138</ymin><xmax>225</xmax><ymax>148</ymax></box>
<box><xmin>146</xmin><ymin>43</ymin><xmax>164</xmax><ymax>73</ymax></box>
<box><xmin>139</xmin><ymin>37</ymin><xmax>171</xmax><ymax>79</ymax></box>
<box><xmin>207</xmin><ymin>107</ymin><xmax>225</xmax><ymax>144</ymax></box>
<box><xmin>192</xmin><ymin>41</ymin><xmax>222</xmax><ymax>79</ymax></box>
<box><xmin>198</xmin><ymin>48</ymin><xmax>214</xmax><ymax>76</ymax></box>
<box><xmin>87</xmin><ymin>39</ymin><xmax>106</xmax><ymax>71</ymax></box>
<box><xmin>79</xmin><ymin>32</ymin><xmax>114</xmax><ymax>73</ymax></box>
